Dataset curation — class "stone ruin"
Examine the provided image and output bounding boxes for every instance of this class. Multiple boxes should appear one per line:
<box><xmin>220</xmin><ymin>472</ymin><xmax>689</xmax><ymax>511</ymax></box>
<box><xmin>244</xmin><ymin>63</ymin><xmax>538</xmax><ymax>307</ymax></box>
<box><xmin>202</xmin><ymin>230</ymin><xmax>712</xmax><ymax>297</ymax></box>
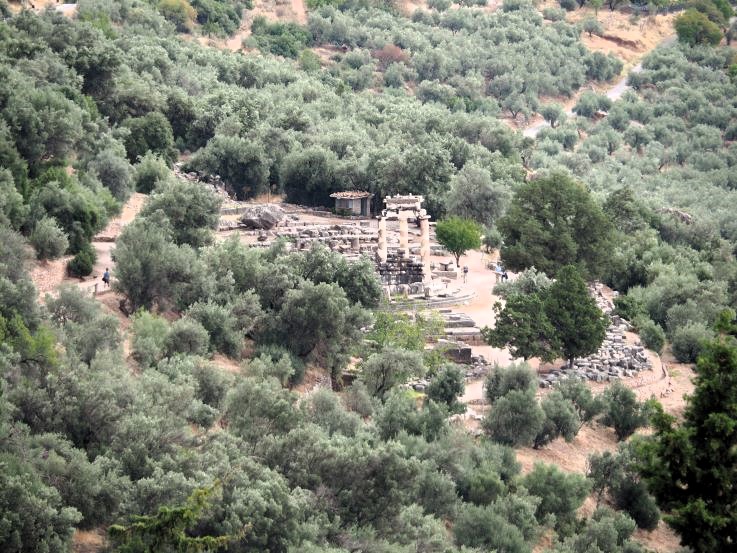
<box><xmin>538</xmin><ymin>283</ymin><xmax>653</xmax><ymax>388</ymax></box>
<box><xmin>376</xmin><ymin>195</ymin><xmax>432</xmax><ymax>286</ymax></box>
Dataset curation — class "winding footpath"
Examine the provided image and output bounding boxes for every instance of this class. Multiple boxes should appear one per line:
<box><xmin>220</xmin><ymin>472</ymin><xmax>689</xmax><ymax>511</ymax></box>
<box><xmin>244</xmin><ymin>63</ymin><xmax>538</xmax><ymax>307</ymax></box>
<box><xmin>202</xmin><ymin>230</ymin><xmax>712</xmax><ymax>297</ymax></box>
<box><xmin>522</xmin><ymin>35</ymin><xmax>677</xmax><ymax>138</ymax></box>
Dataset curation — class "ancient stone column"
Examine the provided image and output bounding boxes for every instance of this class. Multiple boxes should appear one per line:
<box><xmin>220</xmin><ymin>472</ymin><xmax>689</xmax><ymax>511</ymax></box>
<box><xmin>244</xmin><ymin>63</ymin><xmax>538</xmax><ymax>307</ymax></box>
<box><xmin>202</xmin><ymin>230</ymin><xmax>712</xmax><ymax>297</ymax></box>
<box><xmin>377</xmin><ymin>217</ymin><xmax>387</xmax><ymax>262</ymax></box>
<box><xmin>399</xmin><ymin>212</ymin><xmax>409</xmax><ymax>257</ymax></box>
<box><xmin>420</xmin><ymin>216</ymin><xmax>430</xmax><ymax>281</ymax></box>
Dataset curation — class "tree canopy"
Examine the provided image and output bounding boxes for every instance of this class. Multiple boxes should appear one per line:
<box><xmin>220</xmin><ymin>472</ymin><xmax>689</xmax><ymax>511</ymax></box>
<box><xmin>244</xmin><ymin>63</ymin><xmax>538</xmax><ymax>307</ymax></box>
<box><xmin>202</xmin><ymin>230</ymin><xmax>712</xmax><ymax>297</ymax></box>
<box><xmin>498</xmin><ymin>172</ymin><xmax>613</xmax><ymax>279</ymax></box>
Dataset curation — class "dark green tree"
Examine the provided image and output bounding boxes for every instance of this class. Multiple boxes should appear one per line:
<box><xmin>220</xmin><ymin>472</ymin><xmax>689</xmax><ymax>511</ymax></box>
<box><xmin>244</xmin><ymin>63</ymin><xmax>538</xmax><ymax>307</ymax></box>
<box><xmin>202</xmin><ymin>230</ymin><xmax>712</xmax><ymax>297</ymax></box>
<box><xmin>122</xmin><ymin>112</ymin><xmax>177</xmax><ymax>164</ymax></box>
<box><xmin>483</xmin><ymin>294</ymin><xmax>560</xmax><ymax>362</ymax></box>
<box><xmin>109</xmin><ymin>483</ymin><xmax>233</xmax><ymax>553</ymax></box>
<box><xmin>636</xmin><ymin>340</ymin><xmax>737</xmax><ymax>551</ymax></box>
<box><xmin>498</xmin><ymin>172</ymin><xmax>613</xmax><ymax>279</ymax></box>
<box><xmin>544</xmin><ymin>266</ymin><xmax>607</xmax><ymax>366</ymax></box>
<box><xmin>427</xmin><ymin>364</ymin><xmax>466</xmax><ymax>414</ymax></box>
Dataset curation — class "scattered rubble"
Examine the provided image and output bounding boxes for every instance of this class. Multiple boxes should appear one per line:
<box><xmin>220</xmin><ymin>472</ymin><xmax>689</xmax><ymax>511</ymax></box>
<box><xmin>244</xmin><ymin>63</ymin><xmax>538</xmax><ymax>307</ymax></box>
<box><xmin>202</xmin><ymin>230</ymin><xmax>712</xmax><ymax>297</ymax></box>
<box><xmin>538</xmin><ymin>283</ymin><xmax>652</xmax><ymax>388</ymax></box>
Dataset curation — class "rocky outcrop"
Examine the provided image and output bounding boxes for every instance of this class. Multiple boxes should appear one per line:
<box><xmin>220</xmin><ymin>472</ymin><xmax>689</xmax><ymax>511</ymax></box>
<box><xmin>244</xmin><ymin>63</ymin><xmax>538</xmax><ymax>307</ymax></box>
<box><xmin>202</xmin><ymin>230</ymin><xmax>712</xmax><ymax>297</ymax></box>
<box><xmin>239</xmin><ymin>205</ymin><xmax>285</xmax><ymax>230</ymax></box>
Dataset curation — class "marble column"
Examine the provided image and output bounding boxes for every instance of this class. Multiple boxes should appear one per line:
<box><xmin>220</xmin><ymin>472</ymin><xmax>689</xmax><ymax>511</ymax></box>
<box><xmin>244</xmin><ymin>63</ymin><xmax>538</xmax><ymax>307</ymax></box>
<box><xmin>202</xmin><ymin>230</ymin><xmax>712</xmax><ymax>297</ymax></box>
<box><xmin>420</xmin><ymin>216</ymin><xmax>430</xmax><ymax>281</ymax></box>
<box><xmin>399</xmin><ymin>212</ymin><xmax>409</xmax><ymax>257</ymax></box>
<box><xmin>377</xmin><ymin>217</ymin><xmax>387</xmax><ymax>262</ymax></box>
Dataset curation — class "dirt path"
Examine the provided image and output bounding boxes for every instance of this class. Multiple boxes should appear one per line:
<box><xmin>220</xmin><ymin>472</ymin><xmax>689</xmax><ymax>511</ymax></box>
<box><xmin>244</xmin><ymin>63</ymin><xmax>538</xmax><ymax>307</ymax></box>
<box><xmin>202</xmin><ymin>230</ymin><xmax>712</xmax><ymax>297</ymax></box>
<box><xmin>29</xmin><ymin>193</ymin><xmax>146</xmax><ymax>298</ymax></box>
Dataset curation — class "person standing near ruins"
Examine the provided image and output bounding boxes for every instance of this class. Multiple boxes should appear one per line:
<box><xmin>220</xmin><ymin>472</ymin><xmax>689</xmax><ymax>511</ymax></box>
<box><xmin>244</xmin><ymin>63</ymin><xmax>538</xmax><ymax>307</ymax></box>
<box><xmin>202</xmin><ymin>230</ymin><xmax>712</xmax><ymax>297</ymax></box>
<box><xmin>463</xmin><ymin>265</ymin><xmax>469</xmax><ymax>283</ymax></box>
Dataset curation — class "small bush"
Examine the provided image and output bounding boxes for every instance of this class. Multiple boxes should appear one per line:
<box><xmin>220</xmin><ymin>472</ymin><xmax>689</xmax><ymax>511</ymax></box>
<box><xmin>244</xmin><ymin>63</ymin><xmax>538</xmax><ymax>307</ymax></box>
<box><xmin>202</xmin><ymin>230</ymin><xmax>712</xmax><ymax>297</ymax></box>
<box><xmin>542</xmin><ymin>7</ymin><xmax>566</xmax><ymax>20</ymax></box>
<box><xmin>611</xmin><ymin>478</ymin><xmax>660</xmax><ymax>531</ymax></box>
<box><xmin>558</xmin><ymin>0</ymin><xmax>577</xmax><ymax>11</ymax></box>
<box><xmin>165</xmin><ymin>317</ymin><xmax>210</xmax><ymax>357</ymax></box>
<box><xmin>634</xmin><ymin>317</ymin><xmax>665</xmax><ymax>354</ymax></box>
<box><xmin>427</xmin><ymin>0</ymin><xmax>451</xmax><ymax>10</ymax></box>
<box><xmin>671</xmin><ymin>322</ymin><xmax>713</xmax><ymax>363</ymax></box>
<box><xmin>31</xmin><ymin>216</ymin><xmax>69</xmax><ymax>261</ymax></box>
<box><xmin>67</xmin><ymin>243</ymin><xmax>97</xmax><ymax>278</ymax></box>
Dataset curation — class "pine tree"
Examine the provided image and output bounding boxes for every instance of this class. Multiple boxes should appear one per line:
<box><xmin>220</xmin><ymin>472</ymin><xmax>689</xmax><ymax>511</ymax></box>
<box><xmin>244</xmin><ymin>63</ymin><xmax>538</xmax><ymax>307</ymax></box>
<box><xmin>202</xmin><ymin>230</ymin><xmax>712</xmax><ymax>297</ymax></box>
<box><xmin>635</xmin><ymin>340</ymin><xmax>737</xmax><ymax>551</ymax></box>
<box><xmin>544</xmin><ymin>266</ymin><xmax>607</xmax><ymax>367</ymax></box>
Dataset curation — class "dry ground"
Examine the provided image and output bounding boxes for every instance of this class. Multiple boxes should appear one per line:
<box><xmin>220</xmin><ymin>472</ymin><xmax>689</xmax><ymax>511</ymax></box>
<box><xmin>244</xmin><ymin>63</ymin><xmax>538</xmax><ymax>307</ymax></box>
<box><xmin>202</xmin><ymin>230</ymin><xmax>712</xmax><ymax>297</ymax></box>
<box><xmin>29</xmin><ymin>193</ymin><xmax>146</xmax><ymax>298</ymax></box>
<box><xmin>191</xmin><ymin>0</ymin><xmax>308</xmax><ymax>52</ymax></box>
<box><xmin>449</xmin><ymin>249</ymin><xmax>691</xmax><ymax>553</ymax></box>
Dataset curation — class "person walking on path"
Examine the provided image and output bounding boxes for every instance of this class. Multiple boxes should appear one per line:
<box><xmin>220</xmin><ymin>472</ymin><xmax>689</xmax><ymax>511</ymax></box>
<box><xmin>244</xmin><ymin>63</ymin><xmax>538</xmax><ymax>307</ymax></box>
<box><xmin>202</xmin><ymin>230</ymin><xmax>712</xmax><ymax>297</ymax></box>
<box><xmin>463</xmin><ymin>265</ymin><xmax>469</xmax><ymax>283</ymax></box>
<box><xmin>102</xmin><ymin>268</ymin><xmax>110</xmax><ymax>288</ymax></box>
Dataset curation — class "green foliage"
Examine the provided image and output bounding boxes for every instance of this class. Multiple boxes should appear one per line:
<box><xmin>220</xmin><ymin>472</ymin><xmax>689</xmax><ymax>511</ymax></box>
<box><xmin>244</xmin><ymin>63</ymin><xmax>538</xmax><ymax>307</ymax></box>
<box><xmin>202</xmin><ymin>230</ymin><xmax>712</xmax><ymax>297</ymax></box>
<box><xmin>435</xmin><ymin>216</ymin><xmax>482</xmax><ymax>265</ymax></box>
<box><xmin>427</xmin><ymin>363</ymin><xmax>466</xmax><ymax>414</ymax></box>
<box><xmin>633</xmin><ymin>316</ymin><xmax>665</xmax><ymax>353</ymax></box>
<box><xmin>455</xmin><ymin>505</ymin><xmax>531</xmax><ymax>553</ymax></box>
<box><xmin>671</xmin><ymin>322</ymin><xmax>714</xmax><ymax>363</ymax></box>
<box><xmin>88</xmin><ymin>148</ymin><xmax>135</xmax><ymax>201</ymax></box>
<box><xmin>192</xmin><ymin>0</ymin><xmax>250</xmax><ymax>37</ymax></box>
<box><xmin>534</xmin><ymin>391</ymin><xmax>581</xmax><ymax>449</ymax></box>
<box><xmin>484</xmin><ymin>362</ymin><xmax>537</xmax><ymax>403</ymax></box>
<box><xmin>573</xmin><ymin>91</ymin><xmax>613</xmax><ymax>118</ymax></box>
<box><xmin>600</xmin><ymin>381</ymin><xmax>649</xmax><ymax>441</ymax></box>
<box><xmin>360</xmin><ymin>348</ymin><xmax>425</xmax><ymax>398</ymax></box>
<box><xmin>368</xmin><ymin>311</ymin><xmax>443</xmax><ymax>352</ymax></box>
<box><xmin>140</xmin><ymin>178</ymin><xmax>221</xmax><ymax>248</ymax></box>
<box><xmin>523</xmin><ymin>462</ymin><xmax>591</xmax><ymax>533</ymax></box>
<box><xmin>0</xmin><ymin>456</ymin><xmax>82</xmax><ymax>553</ymax></box>
<box><xmin>582</xmin><ymin>17</ymin><xmax>603</xmax><ymax>38</ymax></box>
<box><xmin>185</xmin><ymin>136</ymin><xmax>268</xmax><ymax>201</ymax></box>
<box><xmin>636</xmin><ymin>340</ymin><xmax>737</xmax><ymax>551</ymax></box>
<box><xmin>122</xmin><ymin>112</ymin><xmax>178</xmax><ymax>164</ymax></box>
<box><xmin>483</xmin><ymin>389</ymin><xmax>545</xmax><ymax>447</ymax></box>
<box><xmin>30</xmin><ymin>216</ymin><xmax>69</xmax><ymax>261</ymax></box>
<box><xmin>546</xmin><ymin>266</ymin><xmax>608</xmax><ymax>364</ymax></box>
<box><xmin>134</xmin><ymin>153</ymin><xmax>170</xmax><ymax>194</ymax></box>
<box><xmin>556</xmin><ymin>377</ymin><xmax>603</xmax><ymax>428</ymax></box>
<box><xmin>67</xmin><ymin>242</ymin><xmax>97</xmax><ymax>278</ymax></box>
<box><xmin>498</xmin><ymin>173</ymin><xmax>613</xmax><ymax>279</ymax></box>
<box><xmin>445</xmin><ymin>162</ymin><xmax>517</xmax><ymax>227</ymax></box>
<box><xmin>675</xmin><ymin>9</ymin><xmax>723</xmax><ymax>45</ymax></box>
<box><xmin>484</xmin><ymin>294</ymin><xmax>560</xmax><ymax>362</ymax></box>
<box><xmin>158</xmin><ymin>0</ymin><xmax>197</xmax><ymax>33</ymax></box>
<box><xmin>549</xmin><ymin>507</ymin><xmax>645</xmax><ymax>553</ymax></box>
<box><xmin>588</xmin><ymin>448</ymin><xmax>660</xmax><ymax>530</ymax></box>
<box><xmin>132</xmin><ymin>310</ymin><xmax>171</xmax><ymax>368</ymax></box>
<box><xmin>251</xmin><ymin>17</ymin><xmax>311</xmax><ymax>58</ymax></box>
<box><xmin>541</xmin><ymin>103</ymin><xmax>566</xmax><ymax>128</ymax></box>
<box><xmin>109</xmin><ymin>482</ymin><xmax>233</xmax><ymax>552</ymax></box>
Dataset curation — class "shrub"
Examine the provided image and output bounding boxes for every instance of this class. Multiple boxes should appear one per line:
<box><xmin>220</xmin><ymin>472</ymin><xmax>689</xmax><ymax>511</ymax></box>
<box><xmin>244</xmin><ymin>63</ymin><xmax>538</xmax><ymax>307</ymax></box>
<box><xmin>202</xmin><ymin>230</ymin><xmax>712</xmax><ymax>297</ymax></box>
<box><xmin>671</xmin><ymin>322</ymin><xmax>713</xmax><ymax>363</ymax></box>
<box><xmin>31</xmin><ymin>216</ymin><xmax>69</xmax><ymax>261</ymax></box>
<box><xmin>542</xmin><ymin>6</ymin><xmax>566</xmax><ymax>20</ymax></box>
<box><xmin>611</xmin><ymin>478</ymin><xmax>660</xmax><ymax>531</ymax></box>
<box><xmin>427</xmin><ymin>364</ymin><xmax>466</xmax><ymax>414</ymax></box>
<box><xmin>483</xmin><ymin>390</ymin><xmax>545</xmax><ymax>447</ymax></box>
<box><xmin>251</xmin><ymin>16</ymin><xmax>311</xmax><ymax>58</ymax></box>
<box><xmin>600</xmin><ymin>381</ymin><xmax>648</xmax><ymax>440</ymax></box>
<box><xmin>634</xmin><ymin>316</ymin><xmax>665</xmax><ymax>353</ymax></box>
<box><xmin>559</xmin><ymin>0</ymin><xmax>577</xmax><ymax>10</ymax></box>
<box><xmin>485</xmin><ymin>362</ymin><xmax>537</xmax><ymax>403</ymax></box>
<box><xmin>66</xmin><ymin>243</ymin><xmax>97</xmax><ymax>278</ymax></box>
<box><xmin>133</xmin><ymin>152</ymin><xmax>170</xmax><ymax>194</ymax></box>
<box><xmin>165</xmin><ymin>317</ymin><xmax>210</xmax><ymax>357</ymax></box>
<box><xmin>187</xmin><ymin>301</ymin><xmax>242</xmax><ymax>357</ymax></box>
<box><xmin>427</xmin><ymin>0</ymin><xmax>451</xmax><ymax>10</ymax></box>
